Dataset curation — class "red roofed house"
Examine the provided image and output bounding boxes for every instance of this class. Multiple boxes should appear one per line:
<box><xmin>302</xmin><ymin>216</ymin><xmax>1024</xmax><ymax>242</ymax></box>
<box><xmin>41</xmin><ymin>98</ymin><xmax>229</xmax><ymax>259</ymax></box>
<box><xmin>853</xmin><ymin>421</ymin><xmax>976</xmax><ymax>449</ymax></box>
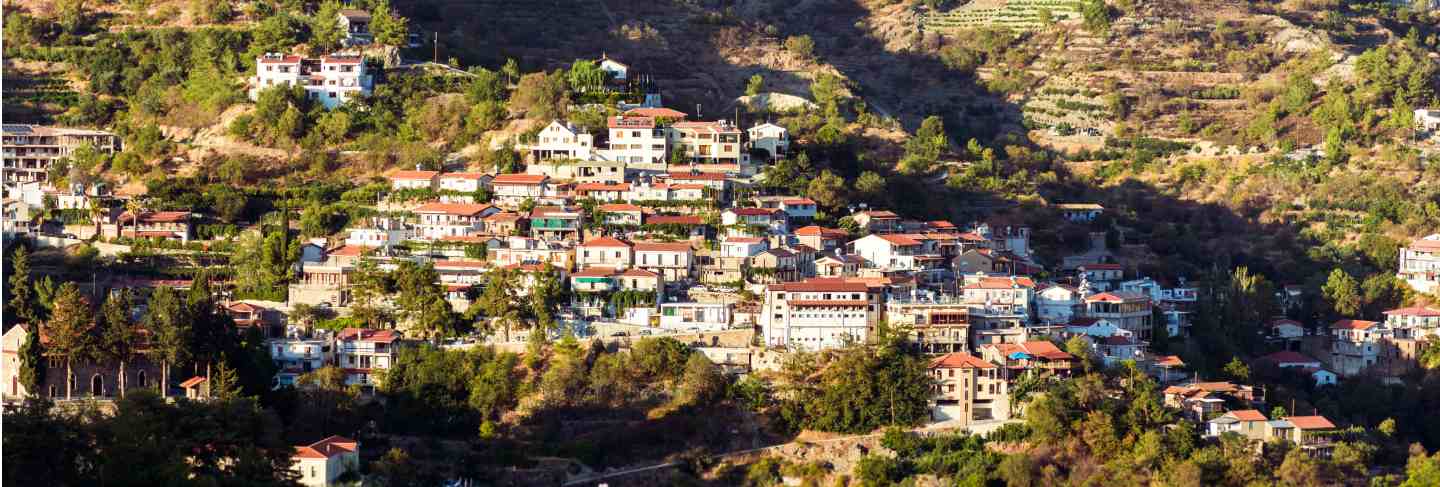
<box><xmin>977</xmin><ymin>341</ymin><xmax>1076</xmax><ymax>380</ymax></box>
<box><xmin>293</xmin><ymin>435</ymin><xmax>359</xmax><ymax>487</ymax></box>
<box><xmin>108</xmin><ymin>210</ymin><xmax>194</xmax><ymax>242</ymax></box>
<box><xmin>633</xmin><ymin>241</ymin><xmax>695</xmax><ymax>282</ymax></box>
<box><xmin>625</xmin><ymin>106</ymin><xmax>687</xmax><ymax>119</ymax></box>
<box><xmin>336</xmin><ymin>328</ymin><xmax>399</xmax><ymax>390</ymax></box>
<box><xmin>960</xmin><ymin>275</ymin><xmax>1037</xmax><ymax>317</ymax></box>
<box><xmin>412</xmin><ymin>202</ymin><xmax>500</xmax><ymax>240</ymax></box>
<box><xmin>577</xmin><ymin>236</ymin><xmax>634</xmax><ymax>269</ymax></box>
<box><xmin>437</xmin><ymin>172</ymin><xmax>493</xmax><ymax>196</ymax></box>
<box><xmin>850</xmin><ymin>233</ymin><xmax>951</xmax><ymax>275</ymax></box>
<box><xmin>928</xmin><ymin>352</ymin><xmax>1009</xmax><ymax>425</ymax></box>
<box><xmin>762</xmin><ymin>279</ymin><xmax>881</xmax><ymax>350</ymax></box>
<box><xmin>574</xmin><ymin>182</ymin><xmax>632</xmax><ymax>201</ymax></box>
<box><xmin>1207</xmin><ymin>409</ymin><xmax>1269</xmax><ymax>440</ymax></box>
<box><xmin>851</xmin><ymin>210</ymin><xmax>902</xmax><ymax>234</ymax></box>
<box><xmin>223</xmin><ymin>302</ymin><xmax>284</xmax><ymax>338</ymax></box>
<box><xmin>1083</xmin><ymin>291</ymin><xmax>1154</xmax><ymax>340</ymax></box>
<box><xmin>388</xmin><ymin>170</ymin><xmax>439</xmax><ymax>190</ymax></box>
<box><xmin>1329</xmin><ymin>318</ymin><xmax>1390</xmax><ymax>377</ymax></box>
<box><xmin>794</xmin><ymin>225</ymin><xmax>849</xmax><ymax>252</ymax></box>
<box><xmin>1398</xmin><ymin>234</ymin><xmax>1440</xmax><ymax>294</ymax></box>
<box><xmin>569</xmin><ymin>267</ymin><xmax>663</xmax><ymax>316</ymax></box>
<box><xmin>1267</xmin><ymin>415</ymin><xmax>1337</xmax><ymax>452</ymax></box>
<box><xmin>490</xmin><ymin>173</ymin><xmax>550</xmax><ymax>208</ymax></box>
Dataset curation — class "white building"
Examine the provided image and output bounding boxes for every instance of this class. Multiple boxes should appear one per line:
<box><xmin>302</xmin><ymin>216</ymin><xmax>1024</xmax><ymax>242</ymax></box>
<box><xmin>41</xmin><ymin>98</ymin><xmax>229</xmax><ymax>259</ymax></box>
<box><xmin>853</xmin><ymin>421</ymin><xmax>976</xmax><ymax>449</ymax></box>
<box><xmin>293</xmin><ymin>436</ymin><xmax>359</xmax><ymax>487</ymax></box>
<box><xmin>660</xmin><ymin>302</ymin><xmax>732</xmax><ymax>331</ymax></box>
<box><xmin>577</xmin><ymin>236</ymin><xmax>634</xmax><ymax>269</ymax></box>
<box><xmin>747</xmin><ymin>122</ymin><xmax>789</xmax><ymax>160</ymax></box>
<box><xmin>670</xmin><ymin>120</ymin><xmax>746</xmax><ymax>166</ymax></box>
<box><xmin>2</xmin><ymin>124</ymin><xmax>119</xmax><ymax>186</ymax></box>
<box><xmin>388</xmin><ymin>170</ymin><xmax>438</xmax><ymax>191</ymax></box>
<box><xmin>437</xmin><ymin>172</ymin><xmax>491</xmax><ymax>194</ymax></box>
<box><xmin>722</xmin><ymin>207</ymin><xmax>787</xmax><ymax>234</ymax></box>
<box><xmin>270</xmin><ymin>334</ymin><xmax>333</xmax><ymax>388</ymax></box>
<box><xmin>1330</xmin><ymin>319</ymin><xmax>1385</xmax><ymax>377</ymax></box>
<box><xmin>600</xmin><ymin>115</ymin><xmax>669</xmax><ymax>165</ymax></box>
<box><xmin>335</xmin><ymin>328</ymin><xmax>398</xmax><ymax>390</ymax></box>
<box><xmin>1055</xmin><ymin>203</ymin><xmax>1104</xmax><ymax>222</ymax></box>
<box><xmin>519</xmin><ymin>120</ymin><xmax>594</xmax><ymax>161</ymax></box>
<box><xmin>1417</xmin><ymin>108</ymin><xmax>1440</xmax><ymax>133</ymax></box>
<box><xmin>344</xmin><ymin>217</ymin><xmax>411</xmax><ymax>249</ymax></box>
<box><xmin>337</xmin><ymin>9</ymin><xmax>371</xmax><ymax>46</ymax></box>
<box><xmin>762</xmin><ymin>279</ymin><xmax>879</xmax><ymax>350</ymax></box>
<box><xmin>634</xmin><ymin>241</ymin><xmax>695</xmax><ymax>283</ymax></box>
<box><xmin>412</xmin><ymin>202</ymin><xmax>500</xmax><ymax>240</ymax></box>
<box><xmin>250</xmin><ymin>53</ymin><xmax>373</xmax><ymax>110</ymax></box>
<box><xmin>491</xmin><ymin>174</ymin><xmax>550</xmax><ymax>208</ymax></box>
<box><xmin>1035</xmin><ymin>283</ymin><xmax>1082</xmax><ymax>324</ymax></box>
<box><xmin>1398</xmin><ymin>234</ymin><xmax>1440</xmax><ymax>294</ymax></box>
<box><xmin>599</xmin><ymin>55</ymin><xmax>629</xmax><ymax>81</ymax></box>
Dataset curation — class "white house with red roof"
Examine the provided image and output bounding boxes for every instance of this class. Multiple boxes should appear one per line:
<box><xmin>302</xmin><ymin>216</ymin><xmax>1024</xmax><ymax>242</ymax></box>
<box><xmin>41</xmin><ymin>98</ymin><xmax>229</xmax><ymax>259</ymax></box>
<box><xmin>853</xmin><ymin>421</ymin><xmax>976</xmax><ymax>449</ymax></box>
<box><xmin>270</xmin><ymin>332</ymin><xmax>333</xmax><ymax>388</ymax></box>
<box><xmin>719</xmin><ymin>236</ymin><xmax>768</xmax><ymax>257</ymax></box>
<box><xmin>411</xmin><ymin>202</ymin><xmax>500</xmax><ymax>240</ymax></box>
<box><xmin>1082</xmin><ymin>291</ymin><xmax>1153</xmax><ymax>339</ymax></box>
<box><xmin>634</xmin><ymin>241</ymin><xmax>695</xmax><ymax>282</ymax></box>
<box><xmin>577</xmin><ymin>236</ymin><xmax>634</xmax><ymax>269</ymax></box>
<box><xmin>761</xmin><ymin>278</ymin><xmax>881</xmax><ymax>350</ymax></box>
<box><xmin>108</xmin><ymin>210</ymin><xmax>194</xmax><ymax>242</ymax></box>
<box><xmin>388</xmin><ymin>170</ymin><xmax>439</xmax><ymax>190</ymax></box>
<box><xmin>1330</xmin><ymin>318</ymin><xmax>1385</xmax><ymax>376</ymax></box>
<box><xmin>1207</xmin><ymin>409</ymin><xmax>1269</xmax><ymax>440</ymax></box>
<box><xmin>722</xmin><ymin>207</ymin><xmax>787</xmax><ymax>234</ymax></box>
<box><xmin>437</xmin><ymin>172</ymin><xmax>492</xmax><ymax>194</ymax></box>
<box><xmin>960</xmin><ymin>274</ymin><xmax>1036</xmax><ymax>318</ymax></box>
<box><xmin>1398</xmin><ymin>234</ymin><xmax>1440</xmax><ymax>294</ymax></box>
<box><xmin>251</xmin><ymin>53</ymin><xmax>372</xmax><ymax>110</ymax></box>
<box><xmin>573</xmin><ymin>182</ymin><xmax>631</xmax><ymax>201</ymax></box>
<box><xmin>1382</xmin><ymin>306</ymin><xmax>1440</xmax><ymax>334</ymax></box>
<box><xmin>335</xmin><ymin>328</ymin><xmax>399</xmax><ymax>389</ymax></box>
<box><xmin>597</xmin><ymin>203</ymin><xmax>645</xmax><ymax>226</ymax></box>
<box><xmin>292</xmin><ymin>435</ymin><xmax>359</xmax><ymax>487</ymax></box>
<box><xmin>490</xmin><ymin>173</ymin><xmax>550</xmax><ymax>208</ymax></box>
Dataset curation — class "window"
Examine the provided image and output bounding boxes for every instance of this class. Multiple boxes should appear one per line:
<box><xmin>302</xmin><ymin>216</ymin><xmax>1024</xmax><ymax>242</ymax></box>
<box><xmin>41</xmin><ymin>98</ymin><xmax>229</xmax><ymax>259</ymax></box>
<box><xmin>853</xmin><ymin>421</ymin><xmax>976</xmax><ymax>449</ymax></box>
<box><xmin>329</xmin><ymin>92</ymin><xmax>337</xmax><ymax>98</ymax></box>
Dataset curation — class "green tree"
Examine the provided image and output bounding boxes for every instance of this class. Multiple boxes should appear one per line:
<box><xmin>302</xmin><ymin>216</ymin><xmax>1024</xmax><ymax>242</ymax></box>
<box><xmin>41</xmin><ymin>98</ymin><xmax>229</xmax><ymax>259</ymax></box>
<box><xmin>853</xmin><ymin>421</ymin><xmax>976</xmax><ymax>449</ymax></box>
<box><xmin>1323</xmin><ymin>268</ymin><xmax>1362</xmax><ymax>317</ymax></box>
<box><xmin>210</xmin><ymin>358</ymin><xmax>241</xmax><ymax>400</ymax></box>
<box><xmin>511</xmin><ymin>71</ymin><xmax>570</xmax><ymax>120</ymax></box>
<box><xmin>1081</xmin><ymin>0</ymin><xmax>1112</xmax><ymax>33</ymax></box>
<box><xmin>566</xmin><ymin>59</ymin><xmax>609</xmax><ymax>93</ymax></box>
<box><xmin>99</xmin><ymin>290</ymin><xmax>142</xmax><ymax>398</ymax></box>
<box><xmin>349</xmin><ymin>258</ymin><xmax>391</xmax><ymax>328</ymax></box>
<box><xmin>369</xmin><ymin>0</ymin><xmax>408</xmax><ymax>47</ymax></box>
<box><xmin>785</xmin><ymin>35</ymin><xmax>815</xmax><ymax>60</ymax></box>
<box><xmin>678</xmin><ymin>352</ymin><xmax>724</xmax><ymax>406</ymax></box>
<box><xmin>393</xmin><ymin>261</ymin><xmax>454</xmax><ymax>338</ymax></box>
<box><xmin>47</xmin><ymin>283</ymin><xmax>98</xmax><ymax>400</ymax></box>
<box><xmin>745</xmin><ymin>74</ymin><xmax>764</xmax><ymax>96</ymax></box>
<box><xmin>145</xmin><ymin>287</ymin><xmax>192</xmax><ymax>398</ymax></box>
<box><xmin>805</xmin><ymin>170</ymin><xmax>849</xmax><ymax>211</ymax></box>
<box><xmin>1222</xmin><ymin>357</ymin><xmax>1250</xmax><ymax>382</ymax></box>
<box><xmin>502</xmin><ymin>58</ymin><xmax>520</xmax><ymax>85</ymax></box>
<box><xmin>308</xmin><ymin>0</ymin><xmax>345</xmax><ymax>54</ymax></box>
<box><xmin>18</xmin><ymin>324</ymin><xmax>46</xmax><ymax>395</ymax></box>
<box><xmin>8</xmin><ymin>246</ymin><xmax>39</xmax><ymax>324</ymax></box>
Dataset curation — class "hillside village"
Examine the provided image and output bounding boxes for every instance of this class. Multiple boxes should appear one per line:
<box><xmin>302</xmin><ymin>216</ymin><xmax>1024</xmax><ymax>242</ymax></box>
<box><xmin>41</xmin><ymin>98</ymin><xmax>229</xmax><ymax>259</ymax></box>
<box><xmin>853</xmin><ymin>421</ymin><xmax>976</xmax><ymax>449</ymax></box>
<box><xmin>6</xmin><ymin>0</ymin><xmax>1440</xmax><ymax>486</ymax></box>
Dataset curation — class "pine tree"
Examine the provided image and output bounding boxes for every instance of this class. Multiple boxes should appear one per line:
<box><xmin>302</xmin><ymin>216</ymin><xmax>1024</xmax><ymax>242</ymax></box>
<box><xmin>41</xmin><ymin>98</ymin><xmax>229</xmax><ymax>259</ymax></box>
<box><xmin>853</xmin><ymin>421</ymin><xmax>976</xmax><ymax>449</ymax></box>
<box><xmin>369</xmin><ymin>0</ymin><xmax>408</xmax><ymax>47</ymax></box>
<box><xmin>18</xmin><ymin>324</ymin><xmax>46</xmax><ymax>395</ymax></box>
<box><xmin>47</xmin><ymin>283</ymin><xmax>98</xmax><ymax>400</ymax></box>
<box><xmin>99</xmin><ymin>290</ymin><xmax>140</xmax><ymax>398</ymax></box>
<box><xmin>210</xmin><ymin>357</ymin><xmax>241</xmax><ymax>401</ymax></box>
<box><xmin>8</xmin><ymin>246</ymin><xmax>38</xmax><ymax>324</ymax></box>
<box><xmin>145</xmin><ymin>287</ymin><xmax>192</xmax><ymax>398</ymax></box>
<box><xmin>308</xmin><ymin>0</ymin><xmax>345</xmax><ymax>54</ymax></box>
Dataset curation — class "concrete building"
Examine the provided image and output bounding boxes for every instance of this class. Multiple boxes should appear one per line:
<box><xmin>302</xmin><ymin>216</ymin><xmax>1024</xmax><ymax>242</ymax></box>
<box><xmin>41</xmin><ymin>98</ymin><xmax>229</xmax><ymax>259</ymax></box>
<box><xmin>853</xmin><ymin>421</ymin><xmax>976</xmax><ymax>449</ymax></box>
<box><xmin>761</xmin><ymin>278</ymin><xmax>881</xmax><ymax>350</ymax></box>
<box><xmin>746</xmin><ymin>122</ymin><xmax>789</xmax><ymax>160</ymax></box>
<box><xmin>412</xmin><ymin>202</ymin><xmax>500</xmax><ymax>240</ymax></box>
<box><xmin>2</xmin><ymin>124</ymin><xmax>119</xmax><ymax>186</ymax></box>
<box><xmin>293</xmin><ymin>436</ymin><xmax>359</xmax><ymax>487</ymax></box>
<box><xmin>1082</xmin><ymin>291</ymin><xmax>1153</xmax><ymax>339</ymax></box>
<box><xmin>335</xmin><ymin>328</ymin><xmax>398</xmax><ymax>390</ymax></box>
<box><xmin>1398</xmin><ymin>234</ymin><xmax>1440</xmax><ymax>294</ymax></box>
<box><xmin>519</xmin><ymin>120</ymin><xmax>595</xmax><ymax>161</ymax></box>
<box><xmin>659</xmin><ymin>302</ymin><xmax>732</xmax><ymax>331</ymax></box>
<box><xmin>669</xmin><ymin>120</ymin><xmax>745</xmax><ymax>165</ymax></box>
<box><xmin>928</xmin><ymin>352</ymin><xmax>1009</xmax><ymax>425</ymax></box>
<box><xmin>250</xmin><ymin>53</ymin><xmax>373</xmax><ymax>110</ymax></box>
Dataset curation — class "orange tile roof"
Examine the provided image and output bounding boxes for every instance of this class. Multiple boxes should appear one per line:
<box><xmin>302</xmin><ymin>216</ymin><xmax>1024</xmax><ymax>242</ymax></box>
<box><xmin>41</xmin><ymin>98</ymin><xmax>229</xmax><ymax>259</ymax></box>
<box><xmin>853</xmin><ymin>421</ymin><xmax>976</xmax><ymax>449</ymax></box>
<box><xmin>794</xmin><ymin>225</ymin><xmax>848</xmax><ymax>237</ymax></box>
<box><xmin>1287</xmin><ymin>416</ymin><xmax>1335</xmax><ymax>430</ymax></box>
<box><xmin>929</xmin><ymin>352</ymin><xmax>995</xmax><ymax>369</ymax></box>
<box><xmin>389</xmin><ymin>170</ymin><xmax>438</xmax><ymax>180</ymax></box>
<box><xmin>573</xmin><ymin>267</ymin><xmax>617</xmax><ymax>278</ymax></box>
<box><xmin>492</xmin><ymin>174</ymin><xmax>548</xmax><ymax>185</ymax></box>
<box><xmin>633</xmin><ymin>241</ymin><xmax>693</xmax><ymax>252</ymax></box>
<box><xmin>1085</xmin><ymin>291</ymin><xmax>1150</xmax><ymax>303</ymax></box>
<box><xmin>769</xmin><ymin>278</ymin><xmax>870</xmax><ymax>293</ymax></box>
<box><xmin>624</xmin><ymin>107</ymin><xmax>687</xmax><ymax>118</ymax></box>
<box><xmin>599</xmin><ymin>204</ymin><xmax>643</xmax><ymax>212</ymax></box>
<box><xmin>1228</xmin><ymin>410</ymin><xmax>1267</xmax><ymax>422</ymax></box>
<box><xmin>646</xmin><ymin>215</ymin><xmax>704</xmax><ymax>225</ymax></box>
<box><xmin>1383</xmin><ymin>307</ymin><xmax>1440</xmax><ymax>317</ymax></box>
<box><xmin>875</xmin><ymin>234</ymin><xmax>922</xmax><ymax>246</ymax></box>
<box><xmin>338</xmin><ymin>328</ymin><xmax>399</xmax><ymax>343</ymax></box>
<box><xmin>666</xmin><ymin>171</ymin><xmax>726</xmax><ymax>181</ymax></box>
<box><xmin>1331</xmin><ymin>319</ymin><xmax>1379</xmax><ymax>330</ymax></box>
<box><xmin>294</xmin><ymin>436</ymin><xmax>358</xmax><ymax>459</ymax></box>
<box><xmin>619</xmin><ymin>268</ymin><xmax>659</xmax><ymax>278</ymax></box>
<box><xmin>581</xmin><ymin>236</ymin><xmax>632</xmax><ymax>248</ymax></box>
<box><xmin>179</xmin><ymin>376</ymin><xmax>208</xmax><ymax>388</ymax></box>
<box><xmin>439</xmin><ymin>172</ymin><xmax>489</xmax><ymax>180</ymax></box>
<box><xmin>411</xmin><ymin>202</ymin><xmax>496</xmax><ymax>216</ymax></box>
<box><xmin>328</xmin><ymin>245</ymin><xmax>375</xmax><ymax>257</ymax></box>
<box><xmin>575</xmin><ymin>183</ymin><xmax>631</xmax><ymax>192</ymax></box>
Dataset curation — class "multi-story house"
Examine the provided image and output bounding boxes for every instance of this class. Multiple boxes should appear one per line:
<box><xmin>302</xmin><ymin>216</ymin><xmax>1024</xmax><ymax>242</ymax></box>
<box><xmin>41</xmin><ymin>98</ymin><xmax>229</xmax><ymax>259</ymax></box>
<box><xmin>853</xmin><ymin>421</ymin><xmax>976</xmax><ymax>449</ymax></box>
<box><xmin>1398</xmin><ymin>234</ymin><xmax>1440</xmax><ymax>293</ymax></box>
<box><xmin>270</xmin><ymin>333</ymin><xmax>333</xmax><ymax>388</ymax></box>
<box><xmin>748</xmin><ymin>248</ymin><xmax>799</xmax><ymax>284</ymax></box>
<box><xmin>598</xmin><ymin>203</ymin><xmax>645</xmax><ymax>226</ymax></box>
<box><xmin>793</xmin><ymin>225</ymin><xmax>849</xmax><ymax>252</ymax></box>
<box><xmin>634</xmin><ymin>241</ymin><xmax>694</xmax><ymax>283</ymax></box>
<box><xmin>746</xmin><ymin>122</ymin><xmax>789</xmax><ymax>160</ymax></box>
<box><xmin>518</xmin><ymin>120</ymin><xmax>595</xmax><ymax>162</ymax></box>
<box><xmin>753</xmin><ymin>196</ymin><xmax>816</xmax><ymax>224</ymax></box>
<box><xmin>851</xmin><ymin>210</ymin><xmax>902</xmax><ymax>234</ymax></box>
<box><xmin>2</xmin><ymin>124</ymin><xmax>119</xmax><ymax>185</ymax></box>
<box><xmin>574</xmin><ymin>182</ymin><xmax>631</xmax><ymax>201</ymax></box>
<box><xmin>577</xmin><ymin>236</ymin><xmax>633</xmax><ymax>269</ymax></box>
<box><xmin>250</xmin><ymin>53</ymin><xmax>373</xmax><ymax>109</ymax></box>
<box><xmin>388</xmin><ymin>170</ymin><xmax>438</xmax><ymax>190</ymax></box>
<box><xmin>669</xmin><ymin>120</ymin><xmax>744</xmax><ymax>165</ymax></box>
<box><xmin>108</xmin><ymin>210</ymin><xmax>195</xmax><ymax>242</ymax></box>
<box><xmin>293</xmin><ymin>435</ymin><xmax>360</xmax><ymax>487</ymax></box>
<box><xmin>1077</xmin><ymin>263</ymin><xmax>1124</xmax><ymax>291</ymax></box>
<box><xmin>1082</xmin><ymin>291</ymin><xmax>1153</xmax><ymax>339</ymax></box>
<box><xmin>960</xmin><ymin>274</ymin><xmax>1035</xmax><ymax>321</ymax></box>
<box><xmin>602</xmin><ymin>115</ymin><xmax>669</xmax><ymax>165</ymax></box>
<box><xmin>1207</xmin><ymin>410</ymin><xmax>1270</xmax><ymax>440</ymax></box>
<box><xmin>977</xmin><ymin>341</ymin><xmax>1076</xmax><ymax>380</ymax></box>
<box><xmin>337</xmin><ymin>8</ymin><xmax>372</xmax><ymax>45</ymax></box>
<box><xmin>929</xmin><ymin>352</ymin><xmax>1009</xmax><ymax>425</ymax></box>
<box><xmin>570</xmin><ymin>267</ymin><xmax>663</xmax><ymax>315</ymax></box>
<box><xmin>1035</xmin><ymin>283</ymin><xmax>1082</xmax><ymax>324</ymax></box>
<box><xmin>485</xmin><ymin>236</ymin><xmax>574</xmax><ymax>268</ymax></box>
<box><xmin>722</xmin><ymin>207</ymin><xmax>787</xmax><ymax>235</ymax></box>
<box><xmin>887</xmin><ymin>298</ymin><xmax>971</xmax><ymax>354</ymax></box>
<box><xmin>411</xmin><ymin>202</ymin><xmax>500</xmax><ymax>240</ymax></box>
<box><xmin>224</xmin><ymin>301</ymin><xmax>284</xmax><ymax>338</ymax></box>
<box><xmin>1266</xmin><ymin>416</ymin><xmax>1338</xmax><ymax>455</ymax></box>
<box><xmin>1330</xmin><ymin>319</ymin><xmax>1385</xmax><ymax>377</ymax></box>
<box><xmin>761</xmin><ymin>278</ymin><xmax>881</xmax><ymax>350</ymax></box>
<box><xmin>344</xmin><ymin>217</ymin><xmax>412</xmax><ymax>249</ymax></box>
<box><xmin>663</xmin><ymin>171</ymin><xmax>728</xmax><ymax>198</ymax></box>
<box><xmin>335</xmin><ymin>328</ymin><xmax>398</xmax><ymax>390</ymax></box>
<box><xmin>491</xmin><ymin>174</ymin><xmax>549</xmax><ymax>208</ymax></box>
<box><xmin>528</xmin><ymin>206</ymin><xmax>583</xmax><ymax>242</ymax></box>
<box><xmin>815</xmin><ymin>253</ymin><xmax>862</xmax><ymax>277</ymax></box>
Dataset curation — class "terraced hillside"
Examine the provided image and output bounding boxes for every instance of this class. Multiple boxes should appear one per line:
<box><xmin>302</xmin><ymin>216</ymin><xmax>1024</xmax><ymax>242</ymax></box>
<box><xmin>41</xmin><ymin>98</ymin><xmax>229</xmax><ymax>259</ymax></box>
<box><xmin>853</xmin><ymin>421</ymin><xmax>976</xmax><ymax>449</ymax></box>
<box><xmin>922</xmin><ymin>0</ymin><xmax>1082</xmax><ymax>32</ymax></box>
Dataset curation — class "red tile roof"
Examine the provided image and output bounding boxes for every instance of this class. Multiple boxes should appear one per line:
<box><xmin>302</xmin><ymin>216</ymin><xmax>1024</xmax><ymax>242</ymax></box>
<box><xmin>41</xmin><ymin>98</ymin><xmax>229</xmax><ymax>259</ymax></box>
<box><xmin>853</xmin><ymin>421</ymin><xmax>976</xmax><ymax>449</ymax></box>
<box><xmin>782</xmin><ymin>198</ymin><xmax>817</xmax><ymax>205</ymax></box>
<box><xmin>294</xmin><ymin>436</ymin><xmax>358</xmax><ymax>459</ymax></box>
<box><xmin>337</xmin><ymin>328</ymin><xmax>399</xmax><ymax>343</ymax></box>
<box><xmin>1154</xmin><ymin>355</ymin><xmax>1186</xmax><ymax>367</ymax></box>
<box><xmin>1228</xmin><ymin>410</ymin><xmax>1267</xmax><ymax>422</ymax></box>
<box><xmin>1383</xmin><ymin>307</ymin><xmax>1440</xmax><ymax>317</ymax></box>
<box><xmin>619</xmin><ymin>268</ymin><xmax>659</xmax><ymax>278</ymax></box>
<box><xmin>929</xmin><ymin>352</ymin><xmax>995</xmax><ymax>369</ymax></box>
<box><xmin>729</xmin><ymin>207</ymin><xmax>779</xmax><ymax>217</ymax></box>
<box><xmin>633</xmin><ymin>241</ymin><xmax>693</xmax><ymax>252</ymax></box>
<box><xmin>575</xmin><ymin>183</ymin><xmax>631</xmax><ymax>192</ymax></box>
<box><xmin>1408</xmin><ymin>238</ymin><xmax>1440</xmax><ymax>252</ymax></box>
<box><xmin>666</xmin><ymin>171</ymin><xmax>726</xmax><ymax>181</ymax></box>
<box><xmin>389</xmin><ymin>170</ymin><xmax>438</xmax><ymax>180</ymax></box>
<box><xmin>582</xmin><ymin>236</ymin><xmax>632</xmax><ymax>248</ymax></box>
<box><xmin>769</xmin><ymin>278</ymin><xmax>870</xmax><ymax>293</ymax></box>
<box><xmin>179</xmin><ymin>376</ymin><xmax>208</xmax><ymax>388</ymax></box>
<box><xmin>1084</xmin><ymin>291</ymin><xmax>1150</xmax><ymax>303</ymax></box>
<box><xmin>875</xmin><ymin>234</ymin><xmax>922</xmax><ymax>246</ymax></box>
<box><xmin>259</xmin><ymin>54</ymin><xmax>303</xmax><ymax>64</ymax></box>
<box><xmin>645</xmin><ymin>215</ymin><xmax>704</xmax><ymax>225</ymax></box>
<box><xmin>492</xmin><ymin>174</ymin><xmax>548</xmax><ymax>185</ymax></box>
<box><xmin>1331</xmin><ymin>319</ymin><xmax>1379</xmax><ymax>330</ymax></box>
<box><xmin>599</xmin><ymin>204</ymin><xmax>643</xmax><ymax>212</ymax></box>
<box><xmin>624</xmin><ymin>107</ymin><xmax>687</xmax><ymax>118</ymax></box>
<box><xmin>1287</xmin><ymin>416</ymin><xmax>1336</xmax><ymax>430</ymax></box>
<box><xmin>328</xmin><ymin>245</ymin><xmax>375</xmax><ymax>257</ymax></box>
<box><xmin>439</xmin><ymin>172</ymin><xmax>489</xmax><ymax>180</ymax></box>
<box><xmin>607</xmin><ymin>116</ymin><xmax>656</xmax><ymax>129</ymax></box>
<box><xmin>794</xmin><ymin>225</ymin><xmax>848</xmax><ymax>238</ymax></box>
<box><xmin>411</xmin><ymin>202</ymin><xmax>496</xmax><ymax>216</ymax></box>
<box><xmin>573</xmin><ymin>267</ymin><xmax>617</xmax><ymax>278</ymax></box>
<box><xmin>120</xmin><ymin>211</ymin><xmax>191</xmax><ymax>223</ymax></box>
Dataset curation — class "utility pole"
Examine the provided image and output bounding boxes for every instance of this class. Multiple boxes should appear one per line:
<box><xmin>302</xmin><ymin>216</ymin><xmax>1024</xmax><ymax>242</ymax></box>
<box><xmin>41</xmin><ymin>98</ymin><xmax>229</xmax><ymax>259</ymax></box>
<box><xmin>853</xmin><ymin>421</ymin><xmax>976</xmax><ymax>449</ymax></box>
<box><xmin>433</xmin><ymin>32</ymin><xmax>439</xmax><ymax>64</ymax></box>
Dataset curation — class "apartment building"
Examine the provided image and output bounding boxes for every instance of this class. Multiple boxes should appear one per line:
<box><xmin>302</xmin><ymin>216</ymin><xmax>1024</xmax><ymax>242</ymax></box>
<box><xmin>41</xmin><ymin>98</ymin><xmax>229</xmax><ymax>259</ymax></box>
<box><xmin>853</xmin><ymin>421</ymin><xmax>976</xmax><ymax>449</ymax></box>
<box><xmin>1399</xmin><ymin>234</ymin><xmax>1440</xmax><ymax>294</ymax></box>
<box><xmin>411</xmin><ymin>202</ymin><xmax>500</xmax><ymax>240</ymax></box>
<box><xmin>491</xmin><ymin>174</ymin><xmax>549</xmax><ymax>208</ymax></box>
<box><xmin>603</xmin><ymin>115</ymin><xmax>669</xmax><ymax>165</ymax></box>
<box><xmin>2</xmin><ymin>124</ymin><xmax>120</xmax><ymax>186</ymax></box>
<box><xmin>577</xmin><ymin>236</ymin><xmax>633</xmax><ymax>269</ymax></box>
<box><xmin>250</xmin><ymin>53</ymin><xmax>373</xmax><ymax>109</ymax></box>
<box><xmin>761</xmin><ymin>279</ymin><xmax>881</xmax><ymax>350</ymax></box>
<box><xmin>669</xmin><ymin>120</ymin><xmax>744</xmax><ymax>165</ymax></box>
<box><xmin>929</xmin><ymin>352</ymin><xmax>1009</xmax><ymax>425</ymax></box>
<box><xmin>335</xmin><ymin>328</ymin><xmax>398</xmax><ymax>390</ymax></box>
<box><xmin>485</xmin><ymin>236</ymin><xmax>574</xmax><ymax>268</ymax></box>
<box><xmin>1082</xmin><ymin>291</ymin><xmax>1153</xmax><ymax>339</ymax></box>
<box><xmin>887</xmin><ymin>299</ymin><xmax>971</xmax><ymax>354</ymax></box>
<box><xmin>528</xmin><ymin>205</ymin><xmax>583</xmax><ymax>242</ymax></box>
<box><xmin>437</xmin><ymin>172</ymin><xmax>491</xmax><ymax>194</ymax></box>
<box><xmin>634</xmin><ymin>241</ymin><xmax>695</xmax><ymax>283</ymax></box>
